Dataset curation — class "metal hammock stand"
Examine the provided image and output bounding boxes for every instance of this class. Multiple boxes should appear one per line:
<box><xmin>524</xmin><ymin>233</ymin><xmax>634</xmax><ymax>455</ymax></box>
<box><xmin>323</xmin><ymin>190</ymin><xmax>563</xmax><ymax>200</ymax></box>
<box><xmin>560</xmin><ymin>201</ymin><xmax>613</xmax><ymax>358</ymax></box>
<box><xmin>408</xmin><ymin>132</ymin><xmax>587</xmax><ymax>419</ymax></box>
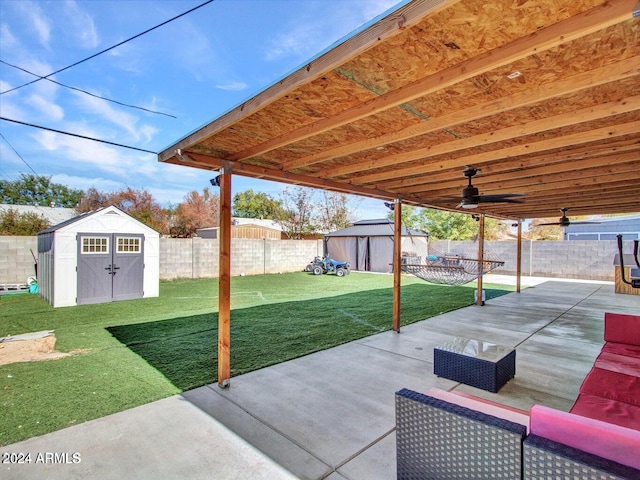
<box><xmin>401</xmin><ymin>249</ymin><xmax>505</xmax><ymax>286</ymax></box>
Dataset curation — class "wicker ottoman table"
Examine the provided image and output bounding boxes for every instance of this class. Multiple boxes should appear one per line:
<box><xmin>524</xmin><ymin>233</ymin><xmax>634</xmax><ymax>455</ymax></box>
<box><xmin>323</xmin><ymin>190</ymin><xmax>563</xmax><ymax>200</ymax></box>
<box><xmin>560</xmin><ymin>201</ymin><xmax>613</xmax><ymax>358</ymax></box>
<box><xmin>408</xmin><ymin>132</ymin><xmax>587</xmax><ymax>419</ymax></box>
<box><xmin>434</xmin><ymin>337</ymin><xmax>516</xmax><ymax>393</ymax></box>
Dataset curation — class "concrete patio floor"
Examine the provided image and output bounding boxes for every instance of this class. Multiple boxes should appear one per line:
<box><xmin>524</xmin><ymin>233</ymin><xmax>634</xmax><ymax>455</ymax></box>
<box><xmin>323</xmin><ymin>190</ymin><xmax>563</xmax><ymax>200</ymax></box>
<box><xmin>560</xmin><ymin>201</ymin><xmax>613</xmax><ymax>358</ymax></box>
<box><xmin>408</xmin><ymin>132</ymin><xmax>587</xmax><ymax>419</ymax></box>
<box><xmin>3</xmin><ymin>276</ymin><xmax>639</xmax><ymax>479</ymax></box>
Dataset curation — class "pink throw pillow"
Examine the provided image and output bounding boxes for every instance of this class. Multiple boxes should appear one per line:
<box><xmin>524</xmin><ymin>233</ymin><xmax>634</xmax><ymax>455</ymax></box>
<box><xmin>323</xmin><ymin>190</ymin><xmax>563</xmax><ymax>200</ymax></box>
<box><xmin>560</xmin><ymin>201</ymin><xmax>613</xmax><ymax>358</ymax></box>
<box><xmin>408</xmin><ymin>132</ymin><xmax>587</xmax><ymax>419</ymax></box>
<box><xmin>530</xmin><ymin>404</ymin><xmax>640</xmax><ymax>470</ymax></box>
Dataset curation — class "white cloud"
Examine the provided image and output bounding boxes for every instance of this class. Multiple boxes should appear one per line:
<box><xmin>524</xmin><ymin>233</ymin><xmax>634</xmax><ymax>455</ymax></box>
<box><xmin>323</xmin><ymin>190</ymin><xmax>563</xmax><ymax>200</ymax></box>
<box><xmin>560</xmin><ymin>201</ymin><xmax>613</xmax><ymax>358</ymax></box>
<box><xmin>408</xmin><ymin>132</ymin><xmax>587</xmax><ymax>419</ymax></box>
<box><xmin>33</xmin><ymin>119</ymin><xmax>163</xmax><ymax>183</ymax></box>
<box><xmin>35</xmin><ymin>125</ymin><xmax>134</xmax><ymax>177</ymax></box>
<box><xmin>73</xmin><ymin>92</ymin><xmax>158</xmax><ymax>145</ymax></box>
<box><xmin>50</xmin><ymin>173</ymin><xmax>124</xmax><ymax>193</ymax></box>
<box><xmin>15</xmin><ymin>1</ymin><xmax>51</xmax><ymax>47</ymax></box>
<box><xmin>63</xmin><ymin>0</ymin><xmax>99</xmax><ymax>49</ymax></box>
<box><xmin>138</xmin><ymin>125</ymin><xmax>158</xmax><ymax>145</ymax></box>
<box><xmin>15</xmin><ymin>59</ymin><xmax>59</xmax><ymax>98</ymax></box>
<box><xmin>26</xmin><ymin>94</ymin><xmax>64</xmax><ymax>121</ymax></box>
<box><xmin>0</xmin><ymin>23</ymin><xmax>17</xmax><ymax>48</ymax></box>
<box><xmin>215</xmin><ymin>81</ymin><xmax>249</xmax><ymax>92</ymax></box>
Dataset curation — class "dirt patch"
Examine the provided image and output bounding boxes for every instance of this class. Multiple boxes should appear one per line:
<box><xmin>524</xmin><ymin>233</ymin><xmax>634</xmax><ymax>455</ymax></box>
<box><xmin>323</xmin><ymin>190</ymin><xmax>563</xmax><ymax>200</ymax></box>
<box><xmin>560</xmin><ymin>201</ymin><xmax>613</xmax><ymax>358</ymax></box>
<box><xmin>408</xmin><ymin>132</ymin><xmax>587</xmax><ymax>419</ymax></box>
<box><xmin>0</xmin><ymin>333</ymin><xmax>70</xmax><ymax>366</ymax></box>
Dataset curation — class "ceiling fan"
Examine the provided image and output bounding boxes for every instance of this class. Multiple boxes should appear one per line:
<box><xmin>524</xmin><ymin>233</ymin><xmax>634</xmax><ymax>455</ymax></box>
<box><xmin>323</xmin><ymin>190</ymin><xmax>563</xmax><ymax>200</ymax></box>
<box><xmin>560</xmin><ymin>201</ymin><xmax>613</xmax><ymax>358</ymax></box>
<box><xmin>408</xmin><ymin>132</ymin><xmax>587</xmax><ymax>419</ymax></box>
<box><xmin>438</xmin><ymin>166</ymin><xmax>525</xmax><ymax>209</ymax></box>
<box><xmin>538</xmin><ymin>207</ymin><xmax>601</xmax><ymax>227</ymax></box>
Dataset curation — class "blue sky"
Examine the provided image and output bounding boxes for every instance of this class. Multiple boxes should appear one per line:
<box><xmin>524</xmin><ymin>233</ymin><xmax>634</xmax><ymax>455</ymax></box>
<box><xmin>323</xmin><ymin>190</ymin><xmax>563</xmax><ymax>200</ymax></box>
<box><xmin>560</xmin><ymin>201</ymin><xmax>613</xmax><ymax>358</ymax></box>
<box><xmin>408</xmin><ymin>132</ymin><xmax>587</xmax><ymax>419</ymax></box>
<box><xmin>0</xmin><ymin>0</ymin><xmax>401</xmax><ymax>219</ymax></box>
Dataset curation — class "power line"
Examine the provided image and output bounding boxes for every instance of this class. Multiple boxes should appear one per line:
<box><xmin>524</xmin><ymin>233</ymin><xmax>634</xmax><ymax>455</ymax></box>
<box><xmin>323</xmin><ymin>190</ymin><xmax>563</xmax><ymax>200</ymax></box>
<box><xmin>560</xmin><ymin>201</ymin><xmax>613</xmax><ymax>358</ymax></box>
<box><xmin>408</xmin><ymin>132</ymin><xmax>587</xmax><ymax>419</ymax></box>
<box><xmin>0</xmin><ymin>59</ymin><xmax>176</xmax><ymax>118</ymax></box>
<box><xmin>0</xmin><ymin>0</ymin><xmax>215</xmax><ymax>95</ymax></box>
<box><xmin>1</xmin><ymin>117</ymin><xmax>157</xmax><ymax>155</ymax></box>
<box><xmin>0</xmin><ymin>132</ymin><xmax>39</xmax><ymax>175</ymax></box>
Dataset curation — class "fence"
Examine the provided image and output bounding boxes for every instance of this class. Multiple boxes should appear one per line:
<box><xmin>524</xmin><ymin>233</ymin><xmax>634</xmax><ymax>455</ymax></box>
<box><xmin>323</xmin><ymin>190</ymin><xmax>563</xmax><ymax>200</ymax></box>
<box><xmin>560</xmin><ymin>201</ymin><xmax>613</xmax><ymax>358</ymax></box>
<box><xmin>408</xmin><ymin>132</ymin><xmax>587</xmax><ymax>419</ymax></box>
<box><xmin>0</xmin><ymin>236</ymin><xmax>322</xmax><ymax>284</ymax></box>
<box><xmin>429</xmin><ymin>239</ymin><xmax>628</xmax><ymax>281</ymax></box>
<box><xmin>1</xmin><ymin>236</ymin><xmax>632</xmax><ymax>284</ymax></box>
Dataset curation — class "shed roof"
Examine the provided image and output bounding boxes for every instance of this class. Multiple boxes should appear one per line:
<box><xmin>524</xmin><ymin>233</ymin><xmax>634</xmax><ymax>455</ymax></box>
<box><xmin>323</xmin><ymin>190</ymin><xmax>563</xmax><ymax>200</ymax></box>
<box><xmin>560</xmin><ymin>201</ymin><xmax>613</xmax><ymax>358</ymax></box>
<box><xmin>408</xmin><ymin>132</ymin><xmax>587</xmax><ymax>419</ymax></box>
<box><xmin>38</xmin><ymin>206</ymin><xmax>159</xmax><ymax>235</ymax></box>
<box><xmin>159</xmin><ymin>0</ymin><xmax>640</xmax><ymax>220</ymax></box>
<box><xmin>325</xmin><ymin>219</ymin><xmax>428</xmax><ymax>237</ymax></box>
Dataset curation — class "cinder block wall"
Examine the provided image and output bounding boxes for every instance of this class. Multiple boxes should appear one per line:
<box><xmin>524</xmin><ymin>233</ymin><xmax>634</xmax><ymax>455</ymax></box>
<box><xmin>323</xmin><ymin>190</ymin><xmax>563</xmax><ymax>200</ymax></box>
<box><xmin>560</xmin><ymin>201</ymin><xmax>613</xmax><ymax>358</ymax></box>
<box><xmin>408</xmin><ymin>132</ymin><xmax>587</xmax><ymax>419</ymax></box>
<box><xmin>2</xmin><ymin>236</ymin><xmax>628</xmax><ymax>283</ymax></box>
<box><xmin>0</xmin><ymin>236</ymin><xmax>38</xmax><ymax>283</ymax></box>
<box><xmin>430</xmin><ymin>240</ymin><xmax>630</xmax><ymax>281</ymax></box>
<box><xmin>156</xmin><ymin>238</ymin><xmax>322</xmax><ymax>279</ymax></box>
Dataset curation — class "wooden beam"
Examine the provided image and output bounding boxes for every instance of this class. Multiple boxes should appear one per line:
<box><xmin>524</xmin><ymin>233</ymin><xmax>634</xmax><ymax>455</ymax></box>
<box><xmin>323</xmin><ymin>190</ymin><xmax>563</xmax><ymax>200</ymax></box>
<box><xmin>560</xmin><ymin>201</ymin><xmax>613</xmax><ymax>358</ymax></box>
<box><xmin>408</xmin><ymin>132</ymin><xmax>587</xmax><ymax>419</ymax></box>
<box><xmin>170</xmin><ymin>151</ymin><xmax>402</xmax><ymax>201</ymax></box>
<box><xmin>392</xmin><ymin>149</ymin><xmax>640</xmax><ymax>194</ymax></box>
<box><xmin>353</xmin><ymin>121</ymin><xmax>640</xmax><ymax>184</ymax></box>
<box><xmin>281</xmin><ymin>58</ymin><xmax>640</xmax><ymax>171</ymax></box>
<box><xmin>324</xmin><ymin>95</ymin><xmax>640</xmax><ymax>178</ymax></box>
<box><xmin>393</xmin><ymin>198</ymin><xmax>402</xmax><ymax>332</ymax></box>
<box><xmin>380</xmin><ymin>139</ymin><xmax>640</xmax><ymax>190</ymax></box>
<box><xmin>218</xmin><ymin>167</ymin><xmax>232</xmax><ymax>388</ymax></box>
<box><xmin>476</xmin><ymin>214</ymin><xmax>485</xmax><ymax>306</ymax></box>
<box><xmin>404</xmin><ymin>158</ymin><xmax>640</xmax><ymax>201</ymax></box>
<box><xmin>516</xmin><ymin>220</ymin><xmax>522</xmax><ymax>294</ymax></box>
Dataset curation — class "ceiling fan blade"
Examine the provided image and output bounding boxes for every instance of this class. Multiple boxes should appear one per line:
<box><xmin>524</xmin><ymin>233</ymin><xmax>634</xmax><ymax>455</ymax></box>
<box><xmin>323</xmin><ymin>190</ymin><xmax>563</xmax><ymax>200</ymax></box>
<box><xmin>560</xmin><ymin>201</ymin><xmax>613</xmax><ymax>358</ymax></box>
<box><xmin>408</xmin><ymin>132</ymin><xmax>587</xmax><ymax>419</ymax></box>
<box><xmin>568</xmin><ymin>221</ymin><xmax>601</xmax><ymax>225</ymax></box>
<box><xmin>479</xmin><ymin>195</ymin><xmax>525</xmax><ymax>204</ymax></box>
<box><xmin>537</xmin><ymin>222</ymin><xmax>561</xmax><ymax>226</ymax></box>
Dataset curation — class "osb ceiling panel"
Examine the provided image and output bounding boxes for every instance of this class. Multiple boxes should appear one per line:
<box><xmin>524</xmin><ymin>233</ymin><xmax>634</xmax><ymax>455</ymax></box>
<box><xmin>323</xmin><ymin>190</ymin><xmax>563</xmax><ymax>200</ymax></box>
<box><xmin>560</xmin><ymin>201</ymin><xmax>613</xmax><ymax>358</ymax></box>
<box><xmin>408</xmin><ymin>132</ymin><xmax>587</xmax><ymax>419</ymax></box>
<box><xmin>161</xmin><ymin>0</ymin><xmax>640</xmax><ymax>219</ymax></box>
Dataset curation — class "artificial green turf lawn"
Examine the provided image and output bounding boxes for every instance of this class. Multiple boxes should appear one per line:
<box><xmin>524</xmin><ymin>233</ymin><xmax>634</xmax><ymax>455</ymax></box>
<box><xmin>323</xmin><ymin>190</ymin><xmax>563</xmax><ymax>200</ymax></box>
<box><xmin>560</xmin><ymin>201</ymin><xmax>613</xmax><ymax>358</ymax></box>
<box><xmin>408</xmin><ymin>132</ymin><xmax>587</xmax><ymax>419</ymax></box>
<box><xmin>0</xmin><ymin>272</ymin><xmax>512</xmax><ymax>446</ymax></box>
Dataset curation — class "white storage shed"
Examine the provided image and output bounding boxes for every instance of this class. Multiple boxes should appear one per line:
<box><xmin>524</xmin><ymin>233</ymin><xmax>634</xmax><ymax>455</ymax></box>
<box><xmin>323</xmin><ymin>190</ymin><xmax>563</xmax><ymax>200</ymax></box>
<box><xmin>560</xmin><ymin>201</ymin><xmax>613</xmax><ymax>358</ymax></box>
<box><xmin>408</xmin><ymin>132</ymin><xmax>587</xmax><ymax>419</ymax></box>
<box><xmin>37</xmin><ymin>206</ymin><xmax>159</xmax><ymax>307</ymax></box>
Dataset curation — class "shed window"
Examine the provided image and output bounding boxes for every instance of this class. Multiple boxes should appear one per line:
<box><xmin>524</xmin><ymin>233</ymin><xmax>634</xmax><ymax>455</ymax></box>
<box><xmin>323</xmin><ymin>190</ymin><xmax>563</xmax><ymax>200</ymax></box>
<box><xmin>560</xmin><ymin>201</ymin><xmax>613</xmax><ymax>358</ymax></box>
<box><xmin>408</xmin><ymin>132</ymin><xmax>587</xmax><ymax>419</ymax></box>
<box><xmin>117</xmin><ymin>237</ymin><xmax>141</xmax><ymax>253</ymax></box>
<box><xmin>82</xmin><ymin>237</ymin><xmax>109</xmax><ymax>254</ymax></box>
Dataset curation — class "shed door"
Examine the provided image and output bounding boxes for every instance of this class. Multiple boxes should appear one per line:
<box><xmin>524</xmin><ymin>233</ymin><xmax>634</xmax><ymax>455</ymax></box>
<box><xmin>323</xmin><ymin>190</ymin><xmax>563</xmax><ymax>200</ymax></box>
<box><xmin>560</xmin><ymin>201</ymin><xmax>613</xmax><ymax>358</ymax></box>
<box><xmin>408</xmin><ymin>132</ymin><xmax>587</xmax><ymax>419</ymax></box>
<box><xmin>112</xmin><ymin>235</ymin><xmax>144</xmax><ymax>301</ymax></box>
<box><xmin>77</xmin><ymin>234</ymin><xmax>144</xmax><ymax>305</ymax></box>
<box><xmin>77</xmin><ymin>234</ymin><xmax>112</xmax><ymax>305</ymax></box>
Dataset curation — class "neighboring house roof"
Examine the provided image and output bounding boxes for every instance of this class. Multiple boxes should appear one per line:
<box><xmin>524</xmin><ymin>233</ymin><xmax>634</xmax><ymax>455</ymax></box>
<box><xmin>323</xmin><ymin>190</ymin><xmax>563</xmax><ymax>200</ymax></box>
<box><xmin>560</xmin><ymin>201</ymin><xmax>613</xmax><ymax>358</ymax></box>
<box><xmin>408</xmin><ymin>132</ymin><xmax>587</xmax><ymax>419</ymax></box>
<box><xmin>197</xmin><ymin>218</ymin><xmax>283</xmax><ymax>235</ymax></box>
<box><xmin>565</xmin><ymin>214</ymin><xmax>640</xmax><ymax>233</ymax></box>
<box><xmin>325</xmin><ymin>219</ymin><xmax>428</xmax><ymax>237</ymax></box>
<box><xmin>232</xmin><ymin>217</ymin><xmax>283</xmax><ymax>231</ymax></box>
<box><xmin>596</xmin><ymin>214</ymin><xmax>640</xmax><ymax>223</ymax></box>
<box><xmin>0</xmin><ymin>204</ymin><xmax>77</xmax><ymax>226</ymax></box>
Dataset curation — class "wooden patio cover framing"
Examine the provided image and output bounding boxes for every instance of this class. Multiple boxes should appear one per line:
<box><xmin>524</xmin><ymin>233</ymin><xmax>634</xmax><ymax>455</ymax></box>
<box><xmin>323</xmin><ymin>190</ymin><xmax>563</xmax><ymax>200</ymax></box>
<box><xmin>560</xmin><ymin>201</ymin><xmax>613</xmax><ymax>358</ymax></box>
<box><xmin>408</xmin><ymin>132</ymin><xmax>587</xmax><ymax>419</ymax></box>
<box><xmin>159</xmin><ymin>0</ymin><xmax>640</xmax><ymax>386</ymax></box>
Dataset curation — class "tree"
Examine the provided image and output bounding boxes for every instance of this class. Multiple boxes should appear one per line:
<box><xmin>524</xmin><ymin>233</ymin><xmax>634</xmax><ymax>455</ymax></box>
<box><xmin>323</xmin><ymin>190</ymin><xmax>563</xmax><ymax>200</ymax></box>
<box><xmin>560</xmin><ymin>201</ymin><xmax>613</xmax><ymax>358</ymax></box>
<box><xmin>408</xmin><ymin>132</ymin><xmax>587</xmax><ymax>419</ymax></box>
<box><xmin>233</xmin><ymin>189</ymin><xmax>283</xmax><ymax>219</ymax></box>
<box><xmin>77</xmin><ymin>187</ymin><xmax>169</xmax><ymax>234</ymax></box>
<box><xmin>0</xmin><ymin>174</ymin><xmax>83</xmax><ymax>207</ymax></box>
<box><xmin>527</xmin><ymin>219</ymin><xmax>562</xmax><ymax>240</ymax></box>
<box><xmin>0</xmin><ymin>208</ymin><xmax>50</xmax><ymax>235</ymax></box>
<box><xmin>388</xmin><ymin>206</ymin><xmax>507</xmax><ymax>240</ymax></box>
<box><xmin>172</xmin><ymin>188</ymin><xmax>220</xmax><ymax>237</ymax></box>
<box><xmin>423</xmin><ymin>209</ymin><xmax>481</xmax><ymax>240</ymax></box>
<box><xmin>276</xmin><ymin>187</ymin><xmax>317</xmax><ymax>239</ymax></box>
<box><xmin>317</xmin><ymin>191</ymin><xmax>356</xmax><ymax>232</ymax></box>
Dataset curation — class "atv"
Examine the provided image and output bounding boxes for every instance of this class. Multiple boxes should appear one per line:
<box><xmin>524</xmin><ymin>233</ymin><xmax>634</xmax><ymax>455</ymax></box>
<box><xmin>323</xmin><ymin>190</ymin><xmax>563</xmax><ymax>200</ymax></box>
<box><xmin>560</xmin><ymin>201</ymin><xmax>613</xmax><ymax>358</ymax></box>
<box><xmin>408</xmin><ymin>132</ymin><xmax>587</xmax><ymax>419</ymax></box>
<box><xmin>304</xmin><ymin>256</ymin><xmax>324</xmax><ymax>273</ymax></box>
<box><xmin>308</xmin><ymin>256</ymin><xmax>350</xmax><ymax>277</ymax></box>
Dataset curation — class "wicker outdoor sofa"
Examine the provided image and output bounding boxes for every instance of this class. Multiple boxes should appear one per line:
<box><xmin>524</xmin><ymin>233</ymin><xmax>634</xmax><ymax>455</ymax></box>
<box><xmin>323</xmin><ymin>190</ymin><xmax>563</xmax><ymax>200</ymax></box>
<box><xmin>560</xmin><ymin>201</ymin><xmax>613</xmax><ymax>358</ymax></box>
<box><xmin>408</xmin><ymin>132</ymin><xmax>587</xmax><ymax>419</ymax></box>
<box><xmin>395</xmin><ymin>312</ymin><xmax>640</xmax><ymax>480</ymax></box>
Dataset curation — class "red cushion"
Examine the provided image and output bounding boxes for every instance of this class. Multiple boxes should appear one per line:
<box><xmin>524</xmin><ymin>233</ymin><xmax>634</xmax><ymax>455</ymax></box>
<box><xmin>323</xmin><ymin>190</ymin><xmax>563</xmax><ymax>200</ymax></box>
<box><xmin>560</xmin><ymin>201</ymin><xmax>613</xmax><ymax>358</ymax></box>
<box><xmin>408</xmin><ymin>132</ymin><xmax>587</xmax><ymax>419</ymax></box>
<box><xmin>602</xmin><ymin>342</ymin><xmax>640</xmax><ymax>358</ymax></box>
<box><xmin>571</xmin><ymin>393</ymin><xmax>640</xmax><ymax>430</ymax></box>
<box><xmin>595</xmin><ymin>351</ymin><xmax>640</xmax><ymax>377</ymax></box>
<box><xmin>579</xmin><ymin>367</ymin><xmax>640</xmax><ymax>407</ymax></box>
<box><xmin>604</xmin><ymin>312</ymin><xmax>640</xmax><ymax>345</ymax></box>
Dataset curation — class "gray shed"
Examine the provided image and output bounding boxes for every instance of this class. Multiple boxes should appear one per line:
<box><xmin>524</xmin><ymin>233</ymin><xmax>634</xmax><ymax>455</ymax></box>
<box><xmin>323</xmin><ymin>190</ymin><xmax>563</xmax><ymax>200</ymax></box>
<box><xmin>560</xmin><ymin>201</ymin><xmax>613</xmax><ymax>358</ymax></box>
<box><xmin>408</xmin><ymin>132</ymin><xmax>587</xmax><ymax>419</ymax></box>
<box><xmin>564</xmin><ymin>214</ymin><xmax>640</xmax><ymax>241</ymax></box>
<box><xmin>37</xmin><ymin>206</ymin><xmax>159</xmax><ymax>307</ymax></box>
<box><xmin>324</xmin><ymin>219</ymin><xmax>429</xmax><ymax>273</ymax></box>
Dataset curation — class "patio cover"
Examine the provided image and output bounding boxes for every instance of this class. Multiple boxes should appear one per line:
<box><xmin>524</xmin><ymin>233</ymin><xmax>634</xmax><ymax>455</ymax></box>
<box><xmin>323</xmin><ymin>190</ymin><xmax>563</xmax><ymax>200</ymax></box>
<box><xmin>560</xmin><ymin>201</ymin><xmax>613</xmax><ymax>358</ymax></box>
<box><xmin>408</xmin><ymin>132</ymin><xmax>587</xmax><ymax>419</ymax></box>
<box><xmin>158</xmin><ymin>0</ymin><xmax>640</xmax><ymax>385</ymax></box>
<box><xmin>160</xmin><ymin>0</ymin><xmax>640</xmax><ymax>220</ymax></box>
